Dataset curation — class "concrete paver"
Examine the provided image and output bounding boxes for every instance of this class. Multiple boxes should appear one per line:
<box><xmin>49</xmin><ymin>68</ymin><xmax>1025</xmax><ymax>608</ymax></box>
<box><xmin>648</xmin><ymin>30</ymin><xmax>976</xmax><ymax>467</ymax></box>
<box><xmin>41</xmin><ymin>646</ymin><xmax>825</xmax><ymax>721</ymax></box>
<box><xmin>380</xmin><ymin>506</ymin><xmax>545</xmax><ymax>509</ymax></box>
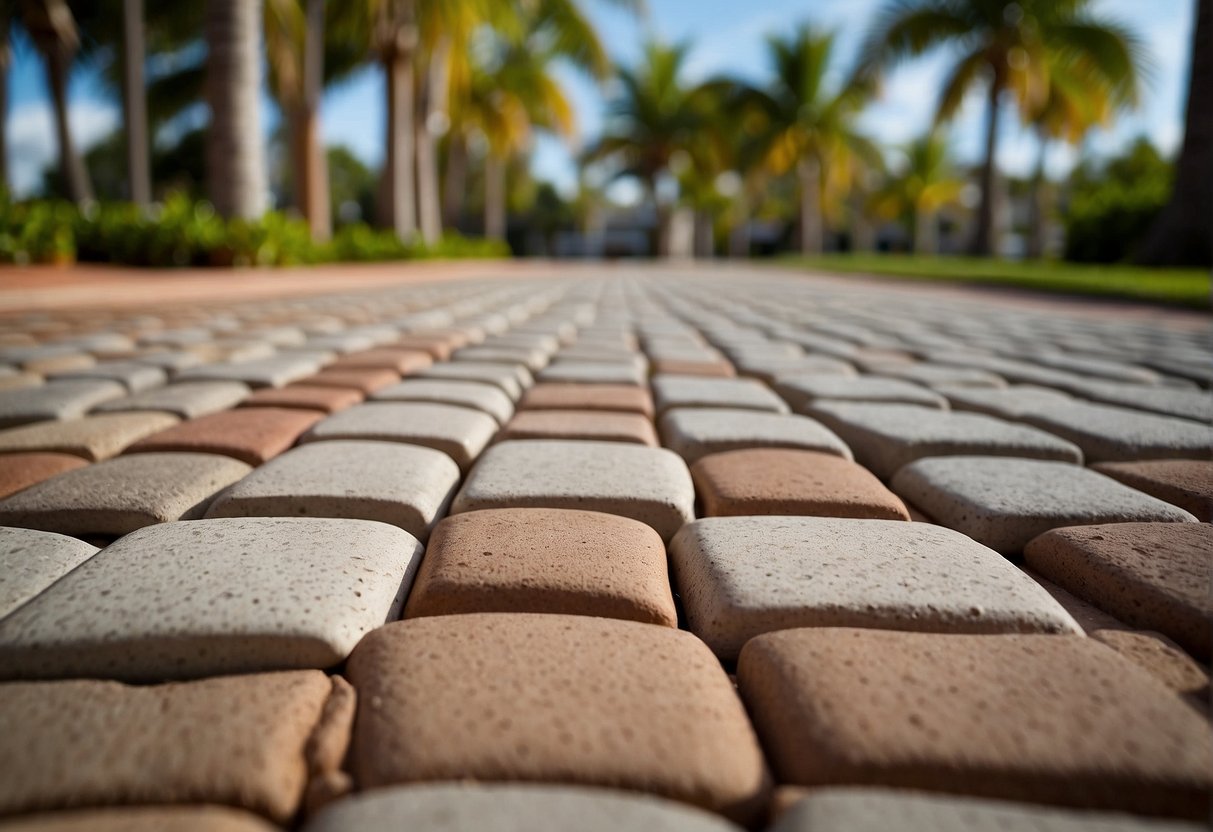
<box><xmin>652</xmin><ymin>376</ymin><xmax>790</xmax><ymax>415</ymax></box>
<box><xmin>92</xmin><ymin>380</ymin><xmax>251</xmax><ymax>419</ymax></box>
<box><xmin>0</xmin><ymin>452</ymin><xmax>89</xmax><ymax>499</ymax></box>
<box><xmin>499</xmin><ymin>409</ymin><xmax>658</xmax><ymax>445</ymax></box>
<box><xmin>519</xmin><ymin>382</ymin><xmax>654</xmax><ymax>417</ymax></box>
<box><xmin>1090</xmin><ymin>459</ymin><xmax>1213</xmax><ymax>520</ymax></box>
<box><xmin>0</xmin><ymin>807</ymin><xmax>280</xmax><ymax>832</ymax></box>
<box><xmin>0</xmin><ymin>380</ymin><xmax>128</xmax><ymax>429</ymax></box>
<box><xmin>0</xmin><ymin>411</ymin><xmax>180</xmax><ymax>460</ymax></box>
<box><xmin>0</xmin><ymin>527</ymin><xmax>98</xmax><ymax>620</ymax></box>
<box><xmin>302</xmin><ymin>402</ymin><xmax>497</xmax><ymax>470</ymax></box>
<box><xmin>240</xmin><ymin>383</ymin><xmax>363</xmax><ymax>413</ymax></box>
<box><xmin>371</xmin><ymin>378</ymin><xmax>514</xmax><ymax>423</ymax></box>
<box><xmin>659</xmin><ymin>408</ymin><xmax>851</xmax><ymax>464</ymax></box>
<box><xmin>126</xmin><ymin>407</ymin><xmax>322</xmax><ymax>465</ymax></box>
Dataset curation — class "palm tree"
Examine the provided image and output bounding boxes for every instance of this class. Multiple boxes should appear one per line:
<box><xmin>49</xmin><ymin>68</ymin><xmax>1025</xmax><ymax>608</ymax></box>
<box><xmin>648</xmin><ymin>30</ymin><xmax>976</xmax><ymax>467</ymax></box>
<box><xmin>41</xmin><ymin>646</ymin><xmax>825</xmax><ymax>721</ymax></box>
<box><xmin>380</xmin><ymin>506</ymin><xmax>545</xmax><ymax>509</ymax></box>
<box><xmin>742</xmin><ymin>27</ymin><xmax>877</xmax><ymax>255</ymax></box>
<box><xmin>589</xmin><ymin>41</ymin><xmax>703</xmax><ymax>256</ymax></box>
<box><xmin>371</xmin><ymin>0</ymin><xmax>420</xmax><ymax>238</ymax></box>
<box><xmin>0</xmin><ymin>6</ymin><xmax>11</xmax><ymax>194</ymax></box>
<box><xmin>121</xmin><ymin>0</ymin><xmax>151</xmax><ymax>206</ymax></box>
<box><xmin>859</xmin><ymin>0</ymin><xmax>1143</xmax><ymax>257</ymax></box>
<box><xmin>1137</xmin><ymin>0</ymin><xmax>1211</xmax><ymax>266</ymax></box>
<box><xmin>18</xmin><ymin>0</ymin><xmax>94</xmax><ymax>204</ymax></box>
<box><xmin>870</xmin><ymin>131</ymin><xmax>964</xmax><ymax>254</ymax></box>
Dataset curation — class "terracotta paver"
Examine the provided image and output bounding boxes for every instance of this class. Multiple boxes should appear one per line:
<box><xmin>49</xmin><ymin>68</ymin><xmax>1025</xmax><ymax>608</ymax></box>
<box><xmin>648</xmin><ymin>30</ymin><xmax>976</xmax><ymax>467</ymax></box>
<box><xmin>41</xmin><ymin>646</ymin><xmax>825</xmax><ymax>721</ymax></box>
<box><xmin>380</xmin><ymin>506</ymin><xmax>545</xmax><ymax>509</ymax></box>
<box><xmin>651</xmin><ymin>357</ymin><xmax>736</xmax><ymax>377</ymax></box>
<box><xmin>0</xmin><ymin>411</ymin><xmax>180</xmax><ymax>461</ymax></box>
<box><xmin>405</xmin><ymin>508</ymin><xmax>677</xmax><ymax>626</ymax></box>
<box><xmin>737</xmin><ymin>628</ymin><xmax>1212</xmax><ymax>817</ymax></box>
<box><xmin>301</xmin><ymin>784</ymin><xmax>743</xmax><ymax>832</ymax></box>
<box><xmin>0</xmin><ymin>671</ymin><xmax>345</xmax><ymax>822</ymax></box>
<box><xmin>0</xmin><ymin>452</ymin><xmax>251</xmax><ymax>535</ymax></box>
<box><xmin>892</xmin><ymin>456</ymin><xmax>1199</xmax><ymax>554</ymax></box>
<box><xmin>671</xmin><ymin>517</ymin><xmax>1078</xmax><ymax>660</ymax></box>
<box><xmin>652</xmin><ymin>376</ymin><xmax>789</xmax><ymax>415</ymax></box>
<box><xmin>302</xmin><ymin>402</ymin><xmax>497</xmax><ymax>470</ymax></box>
<box><xmin>1090</xmin><ymin>459</ymin><xmax>1213</xmax><ymax>520</ymax></box>
<box><xmin>808</xmin><ymin>402</ymin><xmax>1084</xmax><ymax>479</ymax></box>
<box><xmin>296</xmin><ymin>368</ymin><xmax>401</xmax><ymax>394</ymax></box>
<box><xmin>659</xmin><ymin>408</ymin><xmax>851</xmax><ymax>464</ymax></box>
<box><xmin>691</xmin><ymin>449</ymin><xmax>909</xmax><ymax>520</ymax></box>
<box><xmin>771</xmin><ymin>789</ymin><xmax>1205</xmax><ymax>832</ymax></box>
<box><xmin>329</xmin><ymin>348</ymin><xmax>433</xmax><ymax>374</ymax></box>
<box><xmin>92</xmin><ymin>380</ymin><xmax>251</xmax><ymax>419</ymax></box>
<box><xmin>346</xmin><ymin>614</ymin><xmax>770</xmax><ymax>823</ymax></box>
<box><xmin>1025</xmin><ymin>523</ymin><xmax>1212</xmax><ymax>660</ymax></box>
<box><xmin>519</xmin><ymin>383</ymin><xmax>654</xmax><ymax>417</ymax></box>
<box><xmin>0</xmin><ymin>372</ymin><xmax>43</xmax><ymax>391</ymax></box>
<box><xmin>498</xmin><ymin>409</ymin><xmax>658</xmax><ymax>445</ymax></box>
<box><xmin>0</xmin><ymin>807</ymin><xmax>280</xmax><ymax>832</ymax></box>
<box><xmin>451</xmin><ymin>440</ymin><xmax>695</xmax><ymax>541</ymax></box>
<box><xmin>0</xmin><ymin>517</ymin><xmax>422</xmax><ymax>680</ymax></box>
<box><xmin>390</xmin><ymin>333</ymin><xmax>462</xmax><ymax>360</ymax></box>
<box><xmin>371</xmin><ymin>378</ymin><xmax>514</xmax><ymax>424</ymax></box>
<box><xmin>0</xmin><ymin>452</ymin><xmax>89</xmax><ymax>499</ymax></box>
<box><xmin>206</xmin><ymin>440</ymin><xmax>460</xmax><ymax>540</ymax></box>
<box><xmin>125</xmin><ymin>407</ymin><xmax>323</xmax><ymax>466</ymax></box>
<box><xmin>0</xmin><ymin>380</ymin><xmax>129</xmax><ymax>429</ymax></box>
<box><xmin>0</xmin><ymin>527</ymin><xmax>99</xmax><ymax>620</ymax></box>
<box><xmin>240</xmin><ymin>384</ymin><xmax>363</xmax><ymax>413</ymax></box>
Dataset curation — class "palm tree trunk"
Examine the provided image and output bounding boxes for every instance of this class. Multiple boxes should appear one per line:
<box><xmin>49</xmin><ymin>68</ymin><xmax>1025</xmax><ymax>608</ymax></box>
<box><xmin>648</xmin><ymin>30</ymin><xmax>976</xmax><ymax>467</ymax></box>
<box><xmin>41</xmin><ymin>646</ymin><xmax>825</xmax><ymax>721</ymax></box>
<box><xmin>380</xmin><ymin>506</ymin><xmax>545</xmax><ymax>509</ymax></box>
<box><xmin>797</xmin><ymin>157</ymin><xmax>822</xmax><ymax>255</ymax></box>
<box><xmin>205</xmin><ymin>0</ymin><xmax>266</xmax><ymax>219</ymax></box>
<box><xmin>728</xmin><ymin>200</ymin><xmax>750</xmax><ymax>258</ymax></box>
<box><xmin>1135</xmin><ymin>0</ymin><xmax>1212</xmax><ymax>266</ymax></box>
<box><xmin>914</xmin><ymin>206</ymin><xmax>937</xmax><ymax>255</ymax></box>
<box><xmin>484</xmin><ymin>152</ymin><xmax>506</xmax><ymax>240</ymax></box>
<box><xmin>969</xmin><ymin>72</ymin><xmax>1003</xmax><ymax>256</ymax></box>
<box><xmin>416</xmin><ymin>37</ymin><xmax>448</xmax><ymax>244</ymax></box>
<box><xmin>46</xmin><ymin>50</ymin><xmax>94</xmax><ymax>204</ymax></box>
<box><xmin>377</xmin><ymin>52</ymin><xmax>417</xmax><ymax>237</ymax></box>
<box><xmin>1026</xmin><ymin>129</ymin><xmax>1048</xmax><ymax>259</ymax></box>
<box><xmin>693</xmin><ymin>210</ymin><xmax>713</xmax><ymax>258</ymax></box>
<box><xmin>0</xmin><ymin>13</ymin><xmax>10</xmax><ymax>194</ymax></box>
<box><xmin>121</xmin><ymin>0</ymin><xmax>151</xmax><ymax>206</ymax></box>
<box><xmin>442</xmin><ymin>132</ymin><xmax>467</xmax><ymax>229</ymax></box>
<box><xmin>294</xmin><ymin>0</ymin><xmax>330</xmax><ymax>241</ymax></box>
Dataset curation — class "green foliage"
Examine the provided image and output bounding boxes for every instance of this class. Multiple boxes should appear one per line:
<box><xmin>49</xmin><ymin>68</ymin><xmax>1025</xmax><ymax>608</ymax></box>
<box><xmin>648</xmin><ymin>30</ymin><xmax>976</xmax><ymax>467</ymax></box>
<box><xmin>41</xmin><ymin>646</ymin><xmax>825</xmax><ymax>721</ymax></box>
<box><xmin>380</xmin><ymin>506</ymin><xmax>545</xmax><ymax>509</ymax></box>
<box><xmin>1063</xmin><ymin>139</ymin><xmax>1173</xmax><ymax>263</ymax></box>
<box><xmin>0</xmin><ymin>194</ymin><xmax>507</xmax><ymax>268</ymax></box>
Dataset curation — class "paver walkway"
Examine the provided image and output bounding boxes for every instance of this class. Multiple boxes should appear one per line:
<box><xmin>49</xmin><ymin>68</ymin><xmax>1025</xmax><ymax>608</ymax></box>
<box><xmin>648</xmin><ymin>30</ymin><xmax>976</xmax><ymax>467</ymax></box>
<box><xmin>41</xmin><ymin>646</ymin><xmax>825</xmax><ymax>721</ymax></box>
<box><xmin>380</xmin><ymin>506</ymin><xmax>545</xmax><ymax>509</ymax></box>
<box><xmin>0</xmin><ymin>263</ymin><xmax>1209</xmax><ymax>830</ymax></box>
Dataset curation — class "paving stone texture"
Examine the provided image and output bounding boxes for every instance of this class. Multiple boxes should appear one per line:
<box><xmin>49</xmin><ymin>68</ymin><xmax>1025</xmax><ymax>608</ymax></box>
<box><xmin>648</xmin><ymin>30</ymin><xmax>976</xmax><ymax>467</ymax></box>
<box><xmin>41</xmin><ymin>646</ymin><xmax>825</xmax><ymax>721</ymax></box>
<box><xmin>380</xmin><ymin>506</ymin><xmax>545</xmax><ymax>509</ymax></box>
<box><xmin>0</xmin><ymin>268</ymin><xmax>1209</xmax><ymax>829</ymax></box>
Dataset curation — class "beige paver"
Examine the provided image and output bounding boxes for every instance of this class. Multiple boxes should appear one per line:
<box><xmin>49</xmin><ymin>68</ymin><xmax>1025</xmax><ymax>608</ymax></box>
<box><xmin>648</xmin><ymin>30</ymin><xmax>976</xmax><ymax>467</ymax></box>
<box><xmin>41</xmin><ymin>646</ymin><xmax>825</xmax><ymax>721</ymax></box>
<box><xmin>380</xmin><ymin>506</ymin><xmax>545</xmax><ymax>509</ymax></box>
<box><xmin>0</xmin><ymin>452</ymin><xmax>89</xmax><ymax>499</ymax></box>
<box><xmin>737</xmin><ymin>628</ymin><xmax>1212</xmax><ymax>817</ymax></box>
<box><xmin>672</xmin><ymin>516</ymin><xmax>1079</xmax><ymax>660</ymax></box>
<box><xmin>451</xmin><ymin>440</ymin><xmax>694</xmax><ymax>541</ymax></box>
<box><xmin>659</xmin><ymin>408</ymin><xmax>851</xmax><ymax>465</ymax></box>
<box><xmin>371</xmin><ymin>378</ymin><xmax>514</xmax><ymax>424</ymax></box>
<box><xmin>691</xmin><ymin>449</ymin><xmax>908</xmax><ymax>519</ymax></box>
<box><xmin>1026</xmin><ymin>523</ymin><xmax>1212</xmax><ymax>660</ymax></box>
<box><xmin>770</xmin><ymin>789</ymin><xmax>1204</xmax><ymax>832</ymax></box>
<box><xmin>0</xmin><ymin>517</ymin><xmax>422</xmax><ymax>680</ymax></box>
<box><xmin>417</xmin><ymin>362</ymin><xmax>530</xmax><ymax>400</ymax></box>
<box><xmin>0</xmin><ymin>806</ymin><xmax>280</xmax><ymax>832</ymax></box>
<box><xmin>455</xmin><ymin>345</ymin><xmax>550</xmax><ymax>371</ymax></box>
<box><xmin>0</xmin><ymin>411</ymin><xmax>179</xmax><ymax>461</ymax></box>
<box><xmin>0</xmin><ymin>671</ymin><xmax>343</xmax><ymax>822</ymax></box>
<box><xmin>176</xmin><ymin>354</ymin><xmax>325</xmax><ymax>388</ymax></box>
<box><xmin>892</xmin><ymin>456</ymin><xmax>1198</xmax><ymax>554</ymax></box>
<box><xmin>240</xmin><ymin>384</ymin><xmax>363</xmax><ymax>413</ymax></box>
<box><xmin>652</xmin><ymin>375</ymin><xmax>789</xmax><ymax>415</ymax></box>
<box><xmin>651</xmin><ymin>357</ymin><xmax>736</xmax><ymax>377</ymax></box>
<box><xmin>347</xmin><ymin>614</ymin><xmax>770</xmax><ymax>823</ymax></box>
<box><xmin>0</xmin><ymin>452</ymin><xmax>252</xmax><ymax>536</ymax></box>
<box><xmin>302</xmin><ymin>402</ymin><xmax>497</xmax><ymax>470</ymax></box>
<box><xmin>49</xmin><ymin>361</ymin><xmax>167</xmax><ymax>393</ymax></box>
<box><xmin>0</xmin><ymin>527</ymin><xmax>99</xmax><ymax>620</ymax></box>
<box><xmin>498</xmin><ymin>409</ymin><xmax>658</xmax><ymax>445</ymax></box>
<box><xmin>92</xmin><ymin>380</ymin><xmax>251</xmax><ymax>419</ymax></box>
<box><xmin>206</xmin><ymin>440</ymin><xmax>460</xmax><ymax>540</ymax></box>
<box><xmin>775</xmin><ymin>376</ymin><xmax>948</xmax><ymax>410</ymax></box>
<box><xmin>807</xmin><ymin>402</ymin><xmax>1083</xmax><ymax>479</ymax></box>
<box><xmin>405</xmin><ymin>508</ymin><xmax>677</xmax><ymax>626</ymax></box>
<box><xmin>519</xmin><ymin>382</ymin><xmax>654</xmax><ymax>417</ymax></box>
<box><xmin>537</xmin><ymin>360</ymin><xmax>646</xmax><ymax>386</ymax></box>
<box><xmin>1090</xmin><ymin>459</ymin><xmax>1212</xmax><ymax>520</ymax></box>
<box><xmin>301</xmin><ymin>784</ymin><xmax>743</xmax><ymax>832</ymax></box>
<box><xmin>126</xmin><ymin>407</ymin><xmax>323</xmax><ymax>466</ymax></box>
<box><xmin>299</xmin><ymin>368</ymin><xmax>401</xmax><ymax>394</ymax></box>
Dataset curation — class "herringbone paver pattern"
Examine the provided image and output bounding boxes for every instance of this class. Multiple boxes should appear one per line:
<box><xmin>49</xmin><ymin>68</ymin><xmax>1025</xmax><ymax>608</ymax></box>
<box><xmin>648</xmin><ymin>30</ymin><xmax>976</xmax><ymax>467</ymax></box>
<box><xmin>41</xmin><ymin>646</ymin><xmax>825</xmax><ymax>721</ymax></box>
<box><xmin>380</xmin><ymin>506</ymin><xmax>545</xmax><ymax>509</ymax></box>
<box><xmin>0</xmin><ymin>268</ymin><xmax>1208</xmax><ymax>830</ymax></box>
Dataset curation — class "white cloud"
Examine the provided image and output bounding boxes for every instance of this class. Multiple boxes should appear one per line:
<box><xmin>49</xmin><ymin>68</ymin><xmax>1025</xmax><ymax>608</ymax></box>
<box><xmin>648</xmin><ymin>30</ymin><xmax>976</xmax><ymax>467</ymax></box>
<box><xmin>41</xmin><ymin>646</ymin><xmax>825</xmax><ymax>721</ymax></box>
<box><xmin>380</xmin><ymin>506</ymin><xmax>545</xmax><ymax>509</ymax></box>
<box><xmin>7</xmin><ymin>99</ymin><xmax>120</xmax><ymax>197</ymax></box>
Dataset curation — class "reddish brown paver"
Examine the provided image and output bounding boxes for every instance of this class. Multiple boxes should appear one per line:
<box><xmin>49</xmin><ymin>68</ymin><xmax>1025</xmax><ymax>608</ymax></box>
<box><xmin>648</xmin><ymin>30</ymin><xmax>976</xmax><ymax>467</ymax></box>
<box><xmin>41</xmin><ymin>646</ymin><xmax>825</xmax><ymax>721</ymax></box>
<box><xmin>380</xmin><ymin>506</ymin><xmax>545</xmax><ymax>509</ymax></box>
<box><xmin>691</xmin><ymin>449</ymin><xmax>909</xmax><ymax>520</ymax></box>
<box><xmin>737</xmin><ymin>628</ymin><xmax>1212</xmax><ymax>818</ymax></box>
<box><xmin>296</xmin><ymin>368</ymin><xmax>401</xmax><ymax>395</ymax></box>
<box><xmin>328</xmin><ymin>348</ymin><xmax>433</xmax><ymax>375</ymax></box>
<box><xmin>1025</xmin><ymin>523</ymin><xmax>1212</xmax><ymax>660</ymax></box>
<box><xmin>519</xmin><ymin>383</ymin><xmax>655</xmax><ymax>417</ymax></box>
<box><xmin>125</xmin><ymin>407</ymin><xmax>323</xmax><ymax>466</ymax></box>
<box><xmin>0</xmin><ymin>411</ymin><xmax>180</xmax><ymax>461</ymax></box>
<box><xmin>241</xmin><ymin>384</ymin><xmax>364</xmax><ymax>413</ymax></box>
<box><xmin>346</xmin><ymin>614</ymin><xmax>770</xmax><ymax>823</ymax></box>
<box><xmin>0</xmin><ymin>452</ymin><xmax>89</xmax><ymax>499</ymax></box>
<box><xmin>0</xmin><ymin>806</ymin><xmax>279</xmax><ymax>832</ymax></box>
<box><xmin>1090</xmin><ymin>459</ymin><xmax>1212</xmax><ymax>521</ymax></box>
<box><xmin>650</xmin><ymin>358</ymin><xmax>736</xmax><ymax>377</ymax></box>
<box><xmin>0</xmin><ymin>671</ymin><xmax>347</xmax><ymax>822</ymax></box>
<box><xmin>498</xmin><ymin>409</ymin><xmax>658</xmax><ymax>446</ymax></box>
<box><xmin>404</xmin><ymin>508</ymin><xmax>678</xmax><ymax>626</ymax></box>
<box><xmin>390</xmin><ymin>333</ymin><xmax>465</xmax><ymax>360</ymax></box>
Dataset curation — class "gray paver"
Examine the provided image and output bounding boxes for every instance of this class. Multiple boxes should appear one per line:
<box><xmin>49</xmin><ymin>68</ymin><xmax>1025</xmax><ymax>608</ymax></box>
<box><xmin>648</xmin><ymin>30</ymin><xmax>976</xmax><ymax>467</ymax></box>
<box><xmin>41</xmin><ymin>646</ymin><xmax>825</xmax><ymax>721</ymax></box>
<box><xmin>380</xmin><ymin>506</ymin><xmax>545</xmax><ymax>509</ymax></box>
<box><xmin>1017</xmin><ymin>401</ymin><xmax>1213</xmax><ymax>463</ymax></box>
<box><xmin>371</xmin><ymin>378</ymin><xmax>514</xmax><ymax>424</ymax></box>
<box><xmin>176</xmin><ymin>354</ymin><xmax>325</xmax><ymax>388</ymax></box>
<box><xmin>0</xmin><ymin>528</ymin><xmax>99</xmax><ymax>621</ymax></box>
<box><xmin>0</xmin><ymin>380</ymin><xmax>127</xmax><ymax>429</ymax></box>
<box><xmin>659</xmin><ymin>408</ymin><xmax>851</xmax><ymax>465</ymax></box>
<box><xmin>775</xmin><ymin>376</ymin><xmax>948</xmax><ymax>409</ymax></box>
<box><xmin>92</xmin><ymin>381</ymin><xmax>251</xmax><ymax>419</ymax></box>
<box><xmin>652</xmin><ymin>375</ymin><xmax>789</xmax><ymax>415</ymax></box>
<box><xmin>48</xmin><ymin>361</ymin><xmax>167</xmax><ymax>393</ymax></box>
<box><xmin>0</xmin><ymin>517</ymin><xmax>423</xmax><ymax>680</ymax></box>
<box><xmin>302</xmin><ymin>402</ymin><xmax>498</xmax><ymax>470</ymax></box>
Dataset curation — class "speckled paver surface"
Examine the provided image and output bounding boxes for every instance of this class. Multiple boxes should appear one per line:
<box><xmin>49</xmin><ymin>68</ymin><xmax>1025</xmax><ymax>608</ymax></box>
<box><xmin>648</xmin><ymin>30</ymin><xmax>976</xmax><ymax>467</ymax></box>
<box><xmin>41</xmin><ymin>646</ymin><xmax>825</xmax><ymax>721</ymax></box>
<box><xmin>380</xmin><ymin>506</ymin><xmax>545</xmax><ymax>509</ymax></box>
<box><xmin>0</xmin><ymin>263</ymin><xmax>1208</xmax><ymax>830</ymax></box>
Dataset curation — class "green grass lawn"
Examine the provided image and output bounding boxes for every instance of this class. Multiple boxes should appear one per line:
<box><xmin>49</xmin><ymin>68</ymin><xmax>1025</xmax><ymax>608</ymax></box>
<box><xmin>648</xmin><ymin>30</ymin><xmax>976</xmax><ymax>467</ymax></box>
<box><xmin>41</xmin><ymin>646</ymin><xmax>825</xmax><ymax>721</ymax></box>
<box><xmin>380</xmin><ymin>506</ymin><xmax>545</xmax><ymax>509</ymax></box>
<box><xmin>781</xmin><ymin>254</ymin><xmax>1211</xmax><ymax>310</ymax></box>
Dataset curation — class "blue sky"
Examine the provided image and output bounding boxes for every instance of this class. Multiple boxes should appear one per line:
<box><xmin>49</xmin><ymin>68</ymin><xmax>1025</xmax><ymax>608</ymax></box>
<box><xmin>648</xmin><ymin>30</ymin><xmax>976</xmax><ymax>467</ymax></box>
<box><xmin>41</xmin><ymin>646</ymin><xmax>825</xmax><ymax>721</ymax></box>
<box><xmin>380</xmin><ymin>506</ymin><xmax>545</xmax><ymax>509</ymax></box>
<box><xmin>5</xmin><ymin>0</ymin><xmax>1195</xmax><ymax>200</ymax></box>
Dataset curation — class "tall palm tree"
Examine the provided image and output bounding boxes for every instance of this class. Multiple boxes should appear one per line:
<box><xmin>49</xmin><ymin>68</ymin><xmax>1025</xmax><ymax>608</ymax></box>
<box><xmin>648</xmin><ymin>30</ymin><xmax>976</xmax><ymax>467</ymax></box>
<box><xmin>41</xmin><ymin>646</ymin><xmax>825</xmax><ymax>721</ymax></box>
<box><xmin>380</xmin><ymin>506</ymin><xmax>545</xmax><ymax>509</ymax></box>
<box><xmin>371</xmin><ymin>0</ymin><xmax>419</xmax><ymax>237</ymax></box>
<box><xmin>1137</xmin><ymin>0</ymin><xmax>1210</xmax><ymax>266</ymax></box>
<box><xmin>121</xmin><ymin>0</ymin><xmax>151</xmax><ymax>206</ymax></box>
<box><xmin>743</xmin><ymin>27</ymin><xmax>877</xmax><ymax>255</ymax></box>
<box><xmin>588</xmin><ymin>41</ymin><xmax>703</xmax><ymax>256</ymax></box>
<box><xmin>870</xmin><ymin>131</ymin><xmax>964</xmax><ymax>254</ymax></box>
<box><xmin>859</xmin><ymin>0</ymin><xmax>1143</xmax><ymax>256</ymax></box>
<box><xmin>0</xmin><ymin>6</ymin><xmax>11</xmax><ymax>194</ymax></box>
<box><xmin>18</xmin><ymin>0</ymin><xmax>94</xmax><ymax>203</ymax></box>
